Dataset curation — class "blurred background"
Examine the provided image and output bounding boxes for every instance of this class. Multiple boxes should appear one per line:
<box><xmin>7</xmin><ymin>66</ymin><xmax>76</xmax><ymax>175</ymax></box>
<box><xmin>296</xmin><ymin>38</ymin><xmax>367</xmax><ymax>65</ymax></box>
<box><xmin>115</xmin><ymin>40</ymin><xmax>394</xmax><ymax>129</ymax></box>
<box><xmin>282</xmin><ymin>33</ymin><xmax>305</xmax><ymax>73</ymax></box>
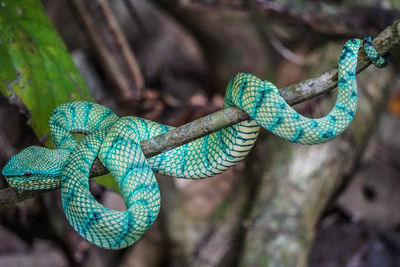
<box><xmin>0</xmin><ymin>0</ymin><xmax>400</xmax><ymax>266</ymax></box>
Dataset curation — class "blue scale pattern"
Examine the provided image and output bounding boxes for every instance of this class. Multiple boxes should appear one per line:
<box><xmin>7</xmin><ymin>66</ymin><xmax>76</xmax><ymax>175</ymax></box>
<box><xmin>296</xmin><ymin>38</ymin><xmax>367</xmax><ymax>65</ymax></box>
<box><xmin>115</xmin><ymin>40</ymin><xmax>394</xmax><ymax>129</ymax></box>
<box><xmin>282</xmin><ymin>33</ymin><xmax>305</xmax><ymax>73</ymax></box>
<box><xmin>2</xmin><ymin>37</ymin><xmax>389</xmax><ymax>249</ymax></box>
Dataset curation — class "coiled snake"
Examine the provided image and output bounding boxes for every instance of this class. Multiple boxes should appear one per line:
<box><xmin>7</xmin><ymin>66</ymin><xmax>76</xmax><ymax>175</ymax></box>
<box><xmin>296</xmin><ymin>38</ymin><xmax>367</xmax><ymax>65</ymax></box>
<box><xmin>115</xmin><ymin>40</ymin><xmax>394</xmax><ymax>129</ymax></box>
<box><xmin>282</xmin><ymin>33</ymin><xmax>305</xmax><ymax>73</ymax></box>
<box><xmin>2</xmin><ymin>36</ymin><xmax>388</xmax><ymax>249</ymax></box>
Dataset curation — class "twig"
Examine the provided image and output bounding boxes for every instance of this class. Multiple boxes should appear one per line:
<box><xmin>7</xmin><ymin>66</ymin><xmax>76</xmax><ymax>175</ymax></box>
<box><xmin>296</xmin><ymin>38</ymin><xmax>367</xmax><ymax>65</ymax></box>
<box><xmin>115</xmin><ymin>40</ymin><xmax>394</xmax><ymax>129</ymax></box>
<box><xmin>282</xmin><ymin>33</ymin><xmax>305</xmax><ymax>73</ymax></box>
<box><xmin>71</xmin><ymin>0</ymin><xmax>144</xmax><ymax>103</ymax></box>
<box><xmin>267</xmin><ymin>34</ymin><xmax>306</xmax><ymax>66</ymax></box>
<box><xmin>122</xmin><ymin>0</ymin><xmax>148</xmax><ymax>37</ymax></box>
<box><xmin>0</xmin><ymin>19</ymin><xmax>399</xmax><ymax>209</ymax></box>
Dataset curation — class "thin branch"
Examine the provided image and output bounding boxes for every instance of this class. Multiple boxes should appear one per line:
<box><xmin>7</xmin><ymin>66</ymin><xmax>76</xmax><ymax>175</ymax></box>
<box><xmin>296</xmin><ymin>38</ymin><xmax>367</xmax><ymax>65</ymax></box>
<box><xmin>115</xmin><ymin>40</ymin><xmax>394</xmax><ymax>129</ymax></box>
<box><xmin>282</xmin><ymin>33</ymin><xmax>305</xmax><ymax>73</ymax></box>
<box><xmin>142</xmin><ymin>18</ymin><xmax>400</xmax><ymax>157</ymax></box>
<box><xmin>267</xmin><ymin>33</ymin><xmax>306</xmax><ymax>66</ymax></box>
<box><xmin>0</xmin><ymin>19</ymin><xmax>399</xmax><ymax>209</ymax></box>
<box><xmin>71</xmin><ymin>0</ymin><xmax>144</xmax><ymax>103</ymax></box>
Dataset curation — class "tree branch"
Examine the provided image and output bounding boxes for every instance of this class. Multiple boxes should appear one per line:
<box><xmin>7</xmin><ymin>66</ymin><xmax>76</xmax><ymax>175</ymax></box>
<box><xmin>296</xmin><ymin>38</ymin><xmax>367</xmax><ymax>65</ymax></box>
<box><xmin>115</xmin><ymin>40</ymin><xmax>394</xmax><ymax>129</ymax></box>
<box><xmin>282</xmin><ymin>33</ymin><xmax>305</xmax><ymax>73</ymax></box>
<box><xmin>142</xmin><ymin>18</ymin><xmax>400</xmax><ymax>157</ymax></box>
<box><xmin>0</xmin><ymin>19</ymin><xmax>399</xmax><ymax>209</ymax></box>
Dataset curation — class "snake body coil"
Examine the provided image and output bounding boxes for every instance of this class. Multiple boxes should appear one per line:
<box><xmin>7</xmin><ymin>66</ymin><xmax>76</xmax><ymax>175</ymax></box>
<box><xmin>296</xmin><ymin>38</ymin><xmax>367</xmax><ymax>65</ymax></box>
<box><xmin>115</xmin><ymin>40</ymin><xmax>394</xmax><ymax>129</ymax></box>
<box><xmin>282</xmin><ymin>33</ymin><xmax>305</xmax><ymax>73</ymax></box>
<box><xmin>2</xmin><ymin>37</ymin><xmax>388</xmax><ymax>249</ymax></box>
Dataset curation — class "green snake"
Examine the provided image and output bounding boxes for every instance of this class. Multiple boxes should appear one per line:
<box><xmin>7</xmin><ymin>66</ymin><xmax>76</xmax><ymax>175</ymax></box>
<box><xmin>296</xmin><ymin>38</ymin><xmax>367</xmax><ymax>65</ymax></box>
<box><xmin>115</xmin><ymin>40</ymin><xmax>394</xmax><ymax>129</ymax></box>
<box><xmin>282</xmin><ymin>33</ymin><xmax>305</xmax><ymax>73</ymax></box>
<box><xmin>2</xmin><ymin>36</ymin><xmax>388</xmax><ymax>249</ymax></box>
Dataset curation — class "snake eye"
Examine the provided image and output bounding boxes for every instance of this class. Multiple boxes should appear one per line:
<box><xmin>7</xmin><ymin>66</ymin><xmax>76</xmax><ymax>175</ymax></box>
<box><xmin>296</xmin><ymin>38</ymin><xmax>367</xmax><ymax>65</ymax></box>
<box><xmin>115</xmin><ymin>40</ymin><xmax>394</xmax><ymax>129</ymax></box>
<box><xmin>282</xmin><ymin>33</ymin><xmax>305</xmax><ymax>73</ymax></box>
<box><xmin>24</xmin><ymin>172</ymin><xmax>32</xmax><ymax>177</ymax></box>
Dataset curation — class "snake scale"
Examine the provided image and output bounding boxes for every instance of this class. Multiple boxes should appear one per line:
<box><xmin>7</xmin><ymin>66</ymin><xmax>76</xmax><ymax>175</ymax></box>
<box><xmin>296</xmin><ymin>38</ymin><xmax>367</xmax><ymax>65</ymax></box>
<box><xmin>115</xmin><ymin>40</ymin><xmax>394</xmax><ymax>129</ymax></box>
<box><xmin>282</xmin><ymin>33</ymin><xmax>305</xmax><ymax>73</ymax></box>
<box><xmin>2</xmin><ymin>36</ymin><xmax>388</xmax><ymax>249</ymax></box>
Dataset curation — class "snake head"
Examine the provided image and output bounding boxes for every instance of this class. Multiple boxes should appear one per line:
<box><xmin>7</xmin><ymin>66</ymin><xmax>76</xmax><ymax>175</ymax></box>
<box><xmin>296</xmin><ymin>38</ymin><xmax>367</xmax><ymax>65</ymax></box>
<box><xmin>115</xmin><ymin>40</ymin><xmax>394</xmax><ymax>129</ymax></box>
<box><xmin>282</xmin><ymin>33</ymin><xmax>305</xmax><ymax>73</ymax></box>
<box><xmin>2</xmin><ymin>146</ymin><xmax>70</xmax><ymax>190</ymax></box>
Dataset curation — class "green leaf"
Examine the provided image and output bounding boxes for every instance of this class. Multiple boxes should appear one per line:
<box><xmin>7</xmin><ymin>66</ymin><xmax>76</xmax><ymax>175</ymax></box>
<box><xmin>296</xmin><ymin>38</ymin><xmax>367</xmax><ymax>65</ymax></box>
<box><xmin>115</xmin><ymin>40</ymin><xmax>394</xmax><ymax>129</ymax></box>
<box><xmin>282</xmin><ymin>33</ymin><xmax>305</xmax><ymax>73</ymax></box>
<box><xmin>0</xmin><ymin>0</ymin><xmax>92</xmax><ymax>143</ymax></box>
<box><xmin>0</xmin><ymin>1</ymin><xmax>121</xmax><ymax>193</ymax></box>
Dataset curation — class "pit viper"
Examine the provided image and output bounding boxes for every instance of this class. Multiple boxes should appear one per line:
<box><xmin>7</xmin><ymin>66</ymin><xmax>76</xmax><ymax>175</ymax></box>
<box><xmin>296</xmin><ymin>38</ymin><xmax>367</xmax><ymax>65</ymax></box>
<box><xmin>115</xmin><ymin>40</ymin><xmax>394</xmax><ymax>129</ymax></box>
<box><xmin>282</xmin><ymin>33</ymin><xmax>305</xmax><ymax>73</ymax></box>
<box><xmin>2</xmin><ymin>36</ymin><xmax>388</xmax><ymax>249</ymax></box>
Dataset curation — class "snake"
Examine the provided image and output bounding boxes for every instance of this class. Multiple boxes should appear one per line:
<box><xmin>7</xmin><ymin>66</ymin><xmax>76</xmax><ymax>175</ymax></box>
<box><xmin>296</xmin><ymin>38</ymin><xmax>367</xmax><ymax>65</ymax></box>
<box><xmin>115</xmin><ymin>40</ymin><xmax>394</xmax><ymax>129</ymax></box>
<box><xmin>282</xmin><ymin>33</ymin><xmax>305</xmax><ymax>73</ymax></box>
<box><xmin>1</xmin><ymin>36</ymin><xmax>388</xmax><ymax>249</ymax></box>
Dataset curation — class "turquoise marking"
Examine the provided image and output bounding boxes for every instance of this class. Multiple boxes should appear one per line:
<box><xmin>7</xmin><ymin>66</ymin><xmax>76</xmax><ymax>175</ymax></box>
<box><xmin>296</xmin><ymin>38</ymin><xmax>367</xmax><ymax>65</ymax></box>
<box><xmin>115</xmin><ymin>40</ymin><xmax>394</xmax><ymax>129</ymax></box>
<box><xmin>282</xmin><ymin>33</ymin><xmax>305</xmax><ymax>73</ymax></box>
<box><xmin>251</xmin><ymin>88</ymin><xmax>268</xmax><ymax>118</ymax></box>
<box><xmin>180</xmin><ymin>144</ymin><xmax>188</xmax><ymax>176</ymax></box>
<box><xmin>277</xmin><ymin>100</ymin><xmax>286</xmax><ymax>110</ymax></box>
<box><xmin>53</xmin><ymin>110</ymin><xmax>68</xmax><ymax>127</ymax></box>
<box><xmin>96</xmin><ymin>110</ymin><xmax>113</xmax><ymax>129</ymax></box>
<box><xmin>218</xmin><ymin>130</ymin><xmax>227</xmax><ymax>155</ymax></box>
<box><xmin>203</xmin><ymin>135</ymin><xmax>210</xmax><ymax>169</ymax></box>
<box><xmin>310</xmin><ymin>119</ymin><xmax>318</xmax><ymax>128</ymax></box>
<box><xmin>62</xmin><ymin>189</ymin><xmax>74</xmax><ymax>210</ymax></box>
<box><xmin>238</xmin><ymin>80</ymin><xmax>247</xmax><ymax>108</ymax></box>
<box><xmin>139</xmin><ymin>118</ymin><xmax>150</xmax><ymax>139</ymax></box>
<box><xmin>328</xmin><ymin>115</ymin><xmax>336</xmax><ymax>124</ymax></box>
<box><xmin>267</xmin><ymin>116</ymin><xmax>284</xmax><ymax>131</ymax></box>
<box><xmin>320</xmin><ymin>129</ymin><xmax>334</xmax><ymax>139</ymax></box>
<box><xmin>155</xmin><ymin>150</ymin><xmax>166</xmax><ymax>170</ymax></box>
<box><xmin>363</xmin><ymin>35</ymin><xmax>389</xmax><ymax>68</ymax></box>
<box><xmin>291</xmin><ymin>129</ymin><xmax>304</xmax><ymax>142</ymax></box>
<box><xmin>79</xmin><ymin>211</ymin><xmax>100</xmax><ymax>235</ymax></box>
<box><xmin>335</xmin><ymin>104</ymin><xmax>346</xmax><ymax>112</ymax></box>
<box><xmin>338</xmin><ymin>77</ymin><xmax>347</xmax><ymax>86</ymax></box>
<box><xmin>84</xmin><ymin>102</ymin><xmax>93</xmax><ymax>126</ymax></box>
<box><xmin>69</xmin><ymin>106</ymin><xmax>76</xmax><ymax>129</ymax></box>
<box><xmin>113</xmin><ymin>212</ymin><xmax>135</xmax><ymax>248</ymax></box>
<box><xmin>1</xmin><ymin>37</ymin><xmax>389</xmax><ymax>250</ymax></box>
<box><xmin>58</xmin><ymin>135</ymin><xmax>69</xmax><ymax>148</ymax></box>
